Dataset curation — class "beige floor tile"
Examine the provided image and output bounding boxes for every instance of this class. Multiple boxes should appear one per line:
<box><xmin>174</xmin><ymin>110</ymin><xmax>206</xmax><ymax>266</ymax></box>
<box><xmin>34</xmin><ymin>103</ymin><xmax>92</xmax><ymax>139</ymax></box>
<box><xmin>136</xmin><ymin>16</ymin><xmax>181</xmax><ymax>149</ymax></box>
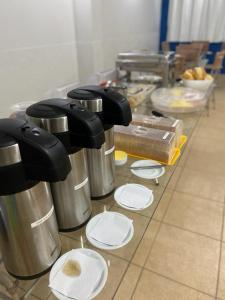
<box><xmin>164</xmin><ymin>191</ymin><xmax>224</xmax><ymax>239</ymax></box>
<box><xmin>85</xmin><ymin>206</ymin><xmax>149</xmax><ymax>261</ymax></box>
<box><xmin>115</xmin><ymin>165</ymin><xmax>132</xmax><ymax>180</ymax></box>
<box><xmin>24</xmin><ymin>293</ymin><xmax>40</xmax><ymax>300</ymax></box>
<box><xmin>91</xmin><ymin>193</ymin><xmax>115</xmax><ymax>207</ymax></box>
<box><xmin>60</xmin><ymin>234</ymin><xmax>84</xmax><ymax>253</ymax></box>
<box><xmin>0</xmin><ymin>286</ymin><xmax>25</xmax><ymax>299</ymax></box>
<box><xmin>47</xmin><ymin>293</ymin><xmax>58</xmax><ymax>300</ymax></box>
<box><xmin>94</xmin><ymin>252</ymin><xmax>128</xmax><ymax>300</ymax></box>
<box><xmin>190</xmin><ymin>135</ymin><xmax>225</xmax><ymax>154</ymax></box>
<box><xmin>185</xmin><ymin>150</ymin><xmax>225</xmax><ymax>177</ymax></box>
<box><xmin>133</xmin><ymin>270</ymin><xmax>214</xmax><ymax>300</ymax></box>
<box><xmin>199</xmin><ymin>113</ymin><xmax>225</xmax><ymax>130</ymax></box>
<box><xmin>145</xmin><ymin>224</ymin><xmax>220</xmax><ymax>296</ymax></box>
<box><xmin>0</xmin><ymin>263</ymin><xmax>38</xmax><ymax>294</ymax></box>
<box><xmin>184</xmin><ymin>136</ymin><xmax>225</xmax><ymax>176</ymax></box>
<box><xmin>177</xmin><ymin>146</ymin><xmax>190</xmax><ymax>167</ymax></box>
<box><xmin>167</xmin><ymin>167</ymin><xmax>183</xmax><ymax>190</ymax></box>
<box><xmin>29</xmin><ymin>273</ymin><xmax>51</xmax><ymax>299</ymax></box>
<box><xmin>195</xmin><ymin>125</ymin><xmax>225</xmax><ymax>143</ymax></box>
<box><xmin>176</xmin><ymin>168</ymin><xmax>225</xmax><ymax>203</ymax></box>
<box><xmin>223</xmin><ymin>218</ymin><xmax>225</xmax><ymax>242</ymax></box>
<box><xmin>217</xmin><ymin>242</ymin><xmax>225</xmax><ymax>299</ymax></box>
<box><xmin>153</xmin><ymin>189</ymin><xmax>174</xmax><ymax>221</ymax></box>
<box><xmin>132</xmin><ymin>220</ymin><xmax>161</xmax><ymax>267</ymax></box>
<box><xmin>113</xmin><ymin>264</ymin><xmax>142</xmax><ymax>300</ymax></box>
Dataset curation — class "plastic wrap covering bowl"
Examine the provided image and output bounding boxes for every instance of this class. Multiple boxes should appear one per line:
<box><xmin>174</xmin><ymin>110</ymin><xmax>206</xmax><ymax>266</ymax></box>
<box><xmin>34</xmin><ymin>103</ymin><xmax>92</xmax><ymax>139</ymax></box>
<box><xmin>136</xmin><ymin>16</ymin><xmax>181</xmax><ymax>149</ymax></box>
<box><xmin>151</xmin><ymin>87</ymin><xmax>206</xmax><ymax>113</ymax></box>
<box><xmin>132</xmin><ymin>114</ymin><xmax>183</xmax><ymax>147</ymax></box>
<box><xmin>183</xmin><ymin>79</ymin><xmax>214</xmax><ymax>91</ymax></box>
<box><xmin>114</xmin><ymin>124</ymin><xmax>176</xmax><ymax>164</ymax></box>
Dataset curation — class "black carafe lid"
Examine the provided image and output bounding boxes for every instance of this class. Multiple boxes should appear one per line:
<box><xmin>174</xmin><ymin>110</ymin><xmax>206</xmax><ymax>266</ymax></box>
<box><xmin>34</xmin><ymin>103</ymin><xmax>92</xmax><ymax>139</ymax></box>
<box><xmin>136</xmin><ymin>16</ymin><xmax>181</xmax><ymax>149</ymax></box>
<box><xmin>0</xmin><ymin>118</ymin><xmax>71</xmax><ymax>195</ymax></box>
<box><xmin>67</xmin><ymin>85</ymin><xmax>132</xmax><ymax>126</ymax></box>
<box><xmin>26</xmin><ymin>98</ymin><xmax>105</xmax><ymax>151</ymax></box>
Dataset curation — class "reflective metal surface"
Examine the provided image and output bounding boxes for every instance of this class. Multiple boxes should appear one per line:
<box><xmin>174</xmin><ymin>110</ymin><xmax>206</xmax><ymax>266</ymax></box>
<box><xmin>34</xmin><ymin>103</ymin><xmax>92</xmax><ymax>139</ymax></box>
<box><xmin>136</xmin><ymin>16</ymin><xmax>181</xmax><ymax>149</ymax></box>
<box><xmin>116</xmin><ymin>50</ymin><xmax>176</xmax><ymax>86</ymax></box>
<box><xmin>87</xmin><ymin>128</ymin><xmax>115</xmax><ymax>198</ymax></box>
<box><xmin>28</xmin><ymin>114</ymin><xmax>92</xmax><ymax>230</ymax></box>
<box><xmin>0</xmin><ymin>182</ymin><xmax>61</xmax><ymax>277</ymax></box>
<box><xmin>117</xmin><ymin>50</ymin><xmax>175</xmax><ymax>62</ymax></box>
<box><xmin>70</xmin><ymin>97</ymin><xmax>103</xmax><ymax>112</ymax></box>
<box><xmin>28</xmin><ymin>116</ymin><xmax>68</xmax><ymax>133</ymax></box>
<box><xmin>51</xmin><ymin>149</ymin><xmax>92</xmax><ymax>230</ymax></box>
<box><xmin>0</xmin><ymin>143</ymin><xmax>21</xmax><ymax>167</ymax></box>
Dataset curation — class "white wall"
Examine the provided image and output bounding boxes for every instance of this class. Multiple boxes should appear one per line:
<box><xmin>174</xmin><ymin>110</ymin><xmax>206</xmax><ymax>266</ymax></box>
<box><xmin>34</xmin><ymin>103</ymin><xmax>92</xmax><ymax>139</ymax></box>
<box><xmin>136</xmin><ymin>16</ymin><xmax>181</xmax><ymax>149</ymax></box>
<box><xmin>101</xmin><ymin>0</ymin><xmax>161</xmax><ymax>69</ymax></box>
<box><xmin>0</xmin><ymin>0</ymin><xmax>162</xmax><ymax>116</ymax></box>
<box><xmin>0</xmin><ymin>0</ymin><xmax>79</xmax><ymax>117</ymax></box>
<box><xmin>74</xmin><ymin>0</ymin><xmax>162</xmax><ymax>83</ymax></box>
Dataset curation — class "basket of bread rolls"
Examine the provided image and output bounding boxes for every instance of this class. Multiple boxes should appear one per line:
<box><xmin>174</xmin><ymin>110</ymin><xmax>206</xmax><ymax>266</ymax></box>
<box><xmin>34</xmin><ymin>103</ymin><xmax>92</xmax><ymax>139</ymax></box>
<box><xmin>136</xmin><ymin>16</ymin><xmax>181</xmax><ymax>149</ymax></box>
<box><xmin>182</xmin><ymin>67</ymin><xmax>214</xmax><ymax>91</ymax></box>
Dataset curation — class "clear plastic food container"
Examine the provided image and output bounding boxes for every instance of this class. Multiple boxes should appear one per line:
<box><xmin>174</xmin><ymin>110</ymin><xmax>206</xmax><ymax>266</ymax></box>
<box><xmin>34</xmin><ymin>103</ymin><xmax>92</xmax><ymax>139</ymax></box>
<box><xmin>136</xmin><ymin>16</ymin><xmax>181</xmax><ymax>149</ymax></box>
<box><xmin>114</xmin><ymin>125</ymin><xmax>176</xmax><ymax>164</ymax></box>
<box><xmin>131</xmin><ymin>114</ymin><xmax>183</xmax><ymax>147</ymax></box>
<box><xmin>127</xmin><ymin>84</ymin><xmax>155</xmax><ymax>107</ymax></box>
<box><xmin>151</xmin><ymin>87</ymin><xmax>206</xmax><ymax>113</ymax></box>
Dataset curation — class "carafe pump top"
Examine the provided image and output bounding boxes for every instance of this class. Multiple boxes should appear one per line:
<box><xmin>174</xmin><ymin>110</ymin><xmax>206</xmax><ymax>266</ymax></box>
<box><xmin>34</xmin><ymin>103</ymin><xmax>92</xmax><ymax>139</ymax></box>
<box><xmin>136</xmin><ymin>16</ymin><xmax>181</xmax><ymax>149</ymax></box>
<box><xmin>0</xmin><ymin>118</ymin><xmax>71</xmax><ymax>195</ymax></box>
<box><xmin>67</xmin><ymin>85</ymin><xmax>132</xmax><ymax>126</ymax></box>
<box><xmin>26</xmin><ymin>98</ymin><xmax>105</xmax><ymax>151</ymax></box>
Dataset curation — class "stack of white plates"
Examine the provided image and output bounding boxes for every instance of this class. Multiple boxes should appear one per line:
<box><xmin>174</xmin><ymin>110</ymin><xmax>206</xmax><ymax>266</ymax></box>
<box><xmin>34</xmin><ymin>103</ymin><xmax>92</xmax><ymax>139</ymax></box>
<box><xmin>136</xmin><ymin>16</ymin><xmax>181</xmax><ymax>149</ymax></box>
<box><xmin>49</xmin><ymin>248</ymin><xmax>108</xmax><ymax>300</ymax></box>
<box><xmin>86</xmin><ymin>212</ymin><xmax>134</xmax><ymax>250</ymax></box>
<box><xmin>114</xmin><ymin>184</ymin><xmax>154</xmax><ymax>211</ymax></box>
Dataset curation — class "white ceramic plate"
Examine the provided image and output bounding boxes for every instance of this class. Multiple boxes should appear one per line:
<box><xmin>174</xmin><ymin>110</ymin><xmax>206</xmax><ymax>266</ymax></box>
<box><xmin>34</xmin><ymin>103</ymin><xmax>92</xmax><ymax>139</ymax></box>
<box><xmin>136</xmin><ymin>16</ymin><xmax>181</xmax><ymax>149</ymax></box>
<box><xmin>86</xmin><ymin>212</ymin><xmax>134</xmax><ymax>250</ymax></box>
<box><xmin>114</xmin><ymin>184</ymin><xmax>154</xmax><ymax>211</ymax></box>
<box><xmin>49</xmin><ymin>248</ymin><xmax>108</xmax><ymax>300</ymax></box>
<box><xmin>130</xmin><ymin>160</ymin><xmax>165</xmax><ymax>179</ymax></box>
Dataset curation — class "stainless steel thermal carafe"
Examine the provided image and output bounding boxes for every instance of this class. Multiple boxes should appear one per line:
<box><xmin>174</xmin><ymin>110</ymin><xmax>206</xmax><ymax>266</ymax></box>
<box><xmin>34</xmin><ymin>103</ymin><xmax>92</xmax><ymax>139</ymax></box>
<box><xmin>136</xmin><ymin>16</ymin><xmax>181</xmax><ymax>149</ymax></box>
<box><xmin>26</xmin><ymin>99</ymin><xmax>105</xmax><ymax>230</ymax></box>
<box><xmin>0</xmin><ymin>119</ymin><xmax>71</xmax><ymax>278</ymax></box>
<box><xmin>86</xmin><ymin>126</ymin><xmax>115</xmax><ymax>198</ymax></box>
<box><xmin>68</xmin><ymin>92</ymin><xmax>115</xmax><ymax>198</ymax></box>
<box><xmin>51</xmin><ymin>149</ymin><xmax>91</xmax><ymax>229</ymax></box>
<box><xmin>68</xmin><ymin>86</ymin><xmax>132</xmax><ymax>199</ymax></box>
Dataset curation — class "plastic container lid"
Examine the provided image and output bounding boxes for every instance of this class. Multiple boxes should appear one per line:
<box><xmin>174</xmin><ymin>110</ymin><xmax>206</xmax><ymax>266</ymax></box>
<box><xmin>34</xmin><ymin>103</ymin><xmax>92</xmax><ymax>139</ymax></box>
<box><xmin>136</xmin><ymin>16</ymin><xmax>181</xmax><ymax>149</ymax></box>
<box><xmin>151</xmin><ymin>87</ymin><xmax>206</xmax><ymax>113</ymax></box>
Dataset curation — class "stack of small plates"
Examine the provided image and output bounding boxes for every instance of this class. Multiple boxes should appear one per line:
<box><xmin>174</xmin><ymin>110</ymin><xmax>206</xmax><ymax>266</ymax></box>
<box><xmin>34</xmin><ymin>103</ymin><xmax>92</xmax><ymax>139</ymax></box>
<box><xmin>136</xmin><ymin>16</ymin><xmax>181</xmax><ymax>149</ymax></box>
<box><xmin>86</xmin><ymin>211</ymin><xmax>134</xmax><ymax>250</ymax></box>
<box><xmin>114</xmin><ymin>184</ymin><xmax>154</xmax><ymax>211</ymax></box>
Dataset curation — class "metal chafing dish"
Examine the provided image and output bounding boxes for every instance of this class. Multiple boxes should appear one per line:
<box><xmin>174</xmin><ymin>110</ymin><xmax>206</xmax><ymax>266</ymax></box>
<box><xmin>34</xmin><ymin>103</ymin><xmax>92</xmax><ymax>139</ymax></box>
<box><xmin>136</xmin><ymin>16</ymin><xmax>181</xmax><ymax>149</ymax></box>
<box><xmin>116</xmin><ymin>50</ymin><xmax>176</xmax><ymax>86</ymax></box>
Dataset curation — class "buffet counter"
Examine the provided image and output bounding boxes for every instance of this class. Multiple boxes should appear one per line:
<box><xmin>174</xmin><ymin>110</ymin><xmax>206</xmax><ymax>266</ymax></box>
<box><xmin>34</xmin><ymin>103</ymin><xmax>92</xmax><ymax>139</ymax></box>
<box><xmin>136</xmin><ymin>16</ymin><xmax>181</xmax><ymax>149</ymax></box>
<box><xmin>0</xmin><ymin>95</ymin><xmax>202</xmax><ymax>300</ymax></box>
